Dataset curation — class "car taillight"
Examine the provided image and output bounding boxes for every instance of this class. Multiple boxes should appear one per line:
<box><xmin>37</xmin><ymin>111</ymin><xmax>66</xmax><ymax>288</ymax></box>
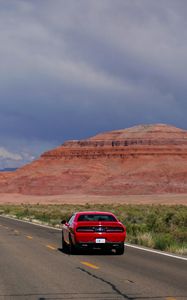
<box><xmin>106</xmin><ymin>227</ymin><xmax>124</xmax><ymax>232</ymax></box>
<box><xmin>76</xmin><ymin>227</ymin><xmax>94</xmax><ymax>232</ymax></box>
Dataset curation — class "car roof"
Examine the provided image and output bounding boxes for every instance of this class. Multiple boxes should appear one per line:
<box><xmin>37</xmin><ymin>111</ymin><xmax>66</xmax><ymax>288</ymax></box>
<box><xmin>75</xmin><ymin>211</ymin><xmax>116</xmax><ymax>216</ymax></box>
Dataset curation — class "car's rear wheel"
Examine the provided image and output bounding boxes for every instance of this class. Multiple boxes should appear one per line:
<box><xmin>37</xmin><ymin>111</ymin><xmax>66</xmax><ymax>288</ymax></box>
<box><xmin>62</xmin><ymin>233</ymin><xmax>68</xmax><ymax>252</ymax></box>
<box><xmin>69</xmin><ymin>235</ymin><xmax>76</xmax><ymax>254</ymax></box>
<box><xmin>115</xmin><ymin>244</ymin><xmax>124</xmax><ymax>255</ymax></box>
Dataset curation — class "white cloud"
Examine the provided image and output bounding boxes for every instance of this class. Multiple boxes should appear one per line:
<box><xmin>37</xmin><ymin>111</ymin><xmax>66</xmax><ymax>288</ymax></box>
<box><xmin>0</xmin><ymin>147</ymin><xmax>22</xmax><ymax>160</ymax></box>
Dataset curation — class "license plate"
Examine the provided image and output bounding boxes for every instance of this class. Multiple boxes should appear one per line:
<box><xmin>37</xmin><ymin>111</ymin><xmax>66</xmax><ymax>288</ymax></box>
<box><xmin>96</xmin><ymin>238</ymin><xmax>105</xmax><ymax>243</ymax></box>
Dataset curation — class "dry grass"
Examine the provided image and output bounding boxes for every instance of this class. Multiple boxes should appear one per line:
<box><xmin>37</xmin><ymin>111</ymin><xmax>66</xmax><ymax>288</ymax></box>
<box><xmin>136</xmin><ymin>233</ymin><xmax>155</xmax><ymax>248</ymax></box>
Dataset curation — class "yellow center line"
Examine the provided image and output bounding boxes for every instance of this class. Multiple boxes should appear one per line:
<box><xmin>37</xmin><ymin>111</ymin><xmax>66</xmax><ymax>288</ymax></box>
<box><xmin>166</xmin><ymin>298</ymin><xmax>177</xmax><ymax>300</ymax></box>
<box><xmin>80</xmin><ymin>261</ymin><xmax>100</xmax><ymax>270</ymax></box>
<box><xmin>26</xmin><ymin>235</ymin><xmax>33</xmax><ymax>240</ymax></box>
<box><xmin>46</xmin><ymin>244</ymin><xmax>57</xmax><ymax>250</ymax></box>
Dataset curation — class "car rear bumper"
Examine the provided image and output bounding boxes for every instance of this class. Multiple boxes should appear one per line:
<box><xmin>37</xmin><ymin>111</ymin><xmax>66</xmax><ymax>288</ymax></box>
<box><xmin>75</xmin><ymin>242</ymin><xmax>125</xmax><ymax>250</ymax></box>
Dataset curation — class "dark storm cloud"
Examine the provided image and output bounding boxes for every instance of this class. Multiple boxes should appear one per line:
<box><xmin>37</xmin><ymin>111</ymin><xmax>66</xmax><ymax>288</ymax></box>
<box><xmin>0</xmin><ymin>0</ymin><xmax>187</xmax><ymax>166</ymax></box>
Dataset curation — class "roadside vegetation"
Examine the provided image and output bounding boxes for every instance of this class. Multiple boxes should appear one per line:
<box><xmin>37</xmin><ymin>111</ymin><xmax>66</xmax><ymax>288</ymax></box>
<box><xmin>0</xmin><ymin>203</ymin><xmax>186</xmax><ymax>255</ymax></box>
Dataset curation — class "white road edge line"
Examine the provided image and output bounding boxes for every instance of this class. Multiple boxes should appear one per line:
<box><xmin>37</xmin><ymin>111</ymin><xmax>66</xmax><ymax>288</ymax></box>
<box><xmin>125</xmin><ymin>243</ymin><xmax>187</xmax><ymax>261</ymax></box>
<box><xmin>0</xmin><ymin>215</ymin><xmax>61</xmax><ymax>231</ymax></box>
<box><xmin>1</xmin><ymin>215</ymin><xmax>187</xmax><ymax>261</ymax></box>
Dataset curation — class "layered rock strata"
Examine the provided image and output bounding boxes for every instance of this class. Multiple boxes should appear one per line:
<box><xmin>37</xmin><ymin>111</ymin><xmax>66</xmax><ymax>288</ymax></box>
<box><xmin>0</xmin><ymin>124</ymin><xmax>187</xmax><ymax>195</ymax></box>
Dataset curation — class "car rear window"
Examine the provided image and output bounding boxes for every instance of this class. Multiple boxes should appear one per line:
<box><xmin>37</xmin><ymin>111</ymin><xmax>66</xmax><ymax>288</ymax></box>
<box><xmin>77</xmin><ymin>214</ymin><xmax>117</xmax><ymax>222</ymax></box>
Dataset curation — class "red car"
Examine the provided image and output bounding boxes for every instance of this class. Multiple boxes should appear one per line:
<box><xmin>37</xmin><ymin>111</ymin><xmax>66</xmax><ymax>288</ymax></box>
<box><xmin>61</xmin><ymin>211</ymin><xmax>126</xmax><ymax>254</ymax></box>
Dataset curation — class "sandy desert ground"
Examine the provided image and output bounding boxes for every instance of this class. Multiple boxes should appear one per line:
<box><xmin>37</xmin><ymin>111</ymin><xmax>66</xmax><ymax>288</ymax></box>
<box><xmin>0</xmin><ymin>193</ymin><xmax>186</xmax><ymax>205</ymax></box>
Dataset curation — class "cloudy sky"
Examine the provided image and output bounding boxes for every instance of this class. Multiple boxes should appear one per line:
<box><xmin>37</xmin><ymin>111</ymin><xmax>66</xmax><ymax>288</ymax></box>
<box><xmin>0</xmin><ymin>0</ymin><xmax>187</xmax><ymax>168</ymax></box>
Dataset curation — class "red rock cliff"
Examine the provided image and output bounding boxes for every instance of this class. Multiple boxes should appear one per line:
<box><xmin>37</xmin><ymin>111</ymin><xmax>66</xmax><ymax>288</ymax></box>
<box><xmin>0</xmin><ymin>124</ymin><xmax>187</xmax><ymax>195</ymax></box>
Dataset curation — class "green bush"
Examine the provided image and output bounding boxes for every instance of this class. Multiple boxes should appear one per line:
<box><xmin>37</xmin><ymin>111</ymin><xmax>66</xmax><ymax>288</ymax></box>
<box><xmin>154</xmin><ymin>234</ymin><xmax>173</xmax><ymax>251</ymax></box>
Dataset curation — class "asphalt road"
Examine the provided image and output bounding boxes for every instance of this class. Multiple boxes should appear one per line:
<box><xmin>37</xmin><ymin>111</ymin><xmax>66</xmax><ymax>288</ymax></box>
<box><xmin>0</xmin><ymin>216</ymin><xmax>187</xmax><ymax>300</ymax></box>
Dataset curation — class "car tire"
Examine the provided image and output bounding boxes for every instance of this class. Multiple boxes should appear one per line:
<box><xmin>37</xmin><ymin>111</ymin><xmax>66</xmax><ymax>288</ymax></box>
<box><xmin>62</xmin><ymin>233</ymin><xmax>68</xmax><ymax>252</ymax></box>
<box><xmin>115</xmin><ymin>244</ymin><xmax>124</xmax><ymax>255</ymax></box>
<box><xmin>69</xmin><ymin>235</ymin><xmax>76</xmax><ymax>254</ymax></box>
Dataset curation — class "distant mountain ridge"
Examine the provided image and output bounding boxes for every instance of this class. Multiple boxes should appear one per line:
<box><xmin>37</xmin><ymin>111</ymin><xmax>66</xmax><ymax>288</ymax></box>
<box><xmin>0</xmin><ymin>167</ymin><xmax>17</xmax><ymax>172</ymax></box>
<box><xmin>0</xmin><ymin>124</ymin><xmax>187</xmax><ymax>196</ymax></box>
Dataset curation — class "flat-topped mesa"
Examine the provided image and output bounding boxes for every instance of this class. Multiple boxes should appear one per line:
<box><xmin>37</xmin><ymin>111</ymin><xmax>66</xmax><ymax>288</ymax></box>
<box><xmin>41</xmin><ymin>124</ymin><xmax>187</xmax><ymax>159</ymax></box>
<box><xmin>1</xmin><ymin>123</ymin><xmax>187</xmax><ymax>196</ymax></box>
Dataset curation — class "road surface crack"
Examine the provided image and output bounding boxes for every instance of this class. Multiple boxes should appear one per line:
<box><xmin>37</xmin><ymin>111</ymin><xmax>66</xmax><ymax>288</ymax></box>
<box><xmin>77</xmin><ymin>267</ymin><xmax>134</xmax><ymax>299</ymax></box>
